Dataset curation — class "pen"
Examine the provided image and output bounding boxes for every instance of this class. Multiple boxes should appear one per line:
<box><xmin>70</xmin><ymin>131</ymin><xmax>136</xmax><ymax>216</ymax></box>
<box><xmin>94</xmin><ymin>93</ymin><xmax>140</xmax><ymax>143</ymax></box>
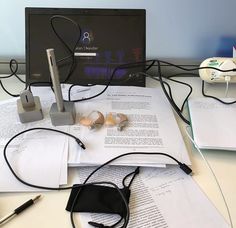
<box><xmin>0</xmin><ymin>195</ymin><xmax>41</xmax><ymax>225</ymax></box>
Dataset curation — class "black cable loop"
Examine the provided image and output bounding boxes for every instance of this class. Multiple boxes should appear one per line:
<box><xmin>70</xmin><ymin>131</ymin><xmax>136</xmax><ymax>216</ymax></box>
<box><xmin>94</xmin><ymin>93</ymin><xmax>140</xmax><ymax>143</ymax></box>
<box><xmin>156</xmin><ymin>60</ymin><xmax>191</xmax><ymax>125</ymax></box>
<box><xmin>0</xmin><ymin>59</ymin><xmax>26</xmax><ymax>97</ymax></box>
<box><xmin>136</xmin><ymin>72</ymin><xmax>175</xmax><ymax>102</ymax></box>
<box><xmin>202</xmin><ymin>81</ymin><xmax>236</xmax><ymax>105</ymax></box>
<box><xmin>166</xmin><ymin>77</ymin><xmax>193</xmax><ymax>112</ymax></box>
<box><xmin>50</xmin><ymin>15</ymin><xmax>82</xmax><ymax>83</ymax></box>
<box><xmin>0</xmin><ymin>59</ymin><xmax>18</xmax><ymax>79</ymax></box>
<box><xmin>10</xmin><ymin>59</ymin><xmax>26</xmax><ymax>83</ymax></box>
<box><xmin>3</xmin><ymin>127</ymin><xmax>84</xmax><ymax>190</ymax></box>
<box><xmin>122</xmin><ymin>167</ymin><xmax>140</xmax><ymax>188</ymax></box>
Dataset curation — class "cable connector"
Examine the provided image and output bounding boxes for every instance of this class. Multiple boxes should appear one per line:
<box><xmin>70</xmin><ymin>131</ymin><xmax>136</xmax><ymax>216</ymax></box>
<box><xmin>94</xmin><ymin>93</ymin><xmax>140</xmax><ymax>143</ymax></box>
<box><xmin>75</xmin><ymin>138</ymin><xmax>86</xmax><ymax>150</ymax></box>
<box><xmin>179</xmin><ymin>163</ymin><xmax>193</xmax><ymax>175</ymax></box>
<box><xmin>88</xmin><ymin>221</ymin><xmax>110</xmax><ymax>228</ymax></box>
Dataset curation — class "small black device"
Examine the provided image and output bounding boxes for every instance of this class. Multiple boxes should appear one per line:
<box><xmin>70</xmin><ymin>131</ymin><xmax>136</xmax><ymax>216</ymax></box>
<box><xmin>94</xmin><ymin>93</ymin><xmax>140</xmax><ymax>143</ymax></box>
<box><xmin>25</xmin><ymin>7</ymin><xmax>146</xmax><ymax>86</ymax></box>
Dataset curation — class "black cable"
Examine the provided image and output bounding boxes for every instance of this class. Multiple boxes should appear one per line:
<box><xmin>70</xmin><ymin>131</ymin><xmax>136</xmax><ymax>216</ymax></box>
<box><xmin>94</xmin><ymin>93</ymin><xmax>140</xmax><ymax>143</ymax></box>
<box><xmin>202</xmin><ymin>81</ymin><xmax>236</xmax><ymax>105</ymax></box>
<box><xmin>165</xmin><ymin>72</ymin><xmax>199</xmax><ymax>78</ymax></box>
<box><xmin>67</xmin><ymin>59</ymin><xmax>236</xmax><ymax>125</ymax></box>
<box><xmin>0</xmin><ymin>59</ymin><xmax>18</xmax><ymax>79</ymax></box>
<box><xmin>145</xmin><ymin>60</ymin><xmax>155</xmax><ymax>71</ymax></box>
<box><xmin>136</xmin><ymin>71</ymin><xmax>192</xmax><ymax>115</ymax></box>
<box><xmin>28</xmin><ymin>82</ymin><xmax>53</xmax><ymax>92</ymax></box>
<box><xmin>136</xmin><ymin>72</ymin><xmax>174</xmax><ymax>102</ymax></box>
<box><xmin>122</xmin><ymin>167</ymin><xmax>140</xmax><ymax>188</ymax></box>
<box><xmin>50</xmin><ymin>15</ymin><xmax>82</xmax><ymax>83</ymax></box>
<box><xmin>0</xmin><ymin>80</ymin><xmax>20</xmax><ymax>97</ymax></box>
<box><xmin>165</xmin><ymin>77</ymin><xmax>193</xmax><ymax>112</ymax></box>
<box><xmin>0</xmin><ymin>59</ymin><xmax>25</xmax><ymax>83</ymax></box>
<box><xmin>3</xmin><ymin>126</ymin><xmax>192</xmax><ymax>228</ymax></box>
<box><xmin>3</xmin><ymin>127</ymin><xmax>85</xmax><ymax>190</ymax></box>
<box><xmin>68</xmin><ymin>60</ymin><xmax>157</xmax><ymax>102</ymax></box>
<box><xmin>155</xmin><ymin>59</ymin><xmax>236</xmax><ymax>73</ymax></box>
<box><xmin>69</xmin><ymin>150</ymin><xmax>192</xmax><ymax>228</ymax></box>
<box><xmin>0</xmin><ymin>59</ymin><xmax>26</xmax><ymax>97</ymax></box>
<box><xmin>3</xmin><ymin>127</ymin><xmax>129</xmax><ymax>227</ymax></box>
<box><xmin>163</xmin><ymin>73</ymin><xmax>198</xmax><ymax>111</ymax></box>
<box><xmin>67</xmin><ymin>60</ymin><xmax>236</xmax><ymax>103</ymax></box>
<box><xmin>155</xmin><ymin>60</ymin><xmax>191</xmax><ymax>125</ymax></box>
<box><xmin>9</xmin><ymin>59</ymin><xmax>26</xmax><ymax>84</ymax></box>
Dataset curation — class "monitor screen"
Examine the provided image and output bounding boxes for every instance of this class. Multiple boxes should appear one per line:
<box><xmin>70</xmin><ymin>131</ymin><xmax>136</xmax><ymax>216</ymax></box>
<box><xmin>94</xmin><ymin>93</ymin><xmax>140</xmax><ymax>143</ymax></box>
<box><xmin>25</xmin><ymin>8</ymin><xmax>146</xmax><ymax>86</ymax></box>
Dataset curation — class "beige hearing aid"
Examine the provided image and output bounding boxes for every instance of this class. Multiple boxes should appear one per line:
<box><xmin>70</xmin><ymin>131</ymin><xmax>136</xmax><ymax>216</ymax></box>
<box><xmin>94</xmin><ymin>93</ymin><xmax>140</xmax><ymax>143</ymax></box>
<box><xmin>79</xmin><ymin>111</ymin><xmax>104</xmax><ymax>129</ymax></box>
<box><xmin>105</xmin><ymin>112</ymin><xmax>117</xmax><ymax>127</ymax></box>
<box><xmin>116</xmin><ymin>113</ymin><xmax>128</xmax><ymax>131</ymax></box>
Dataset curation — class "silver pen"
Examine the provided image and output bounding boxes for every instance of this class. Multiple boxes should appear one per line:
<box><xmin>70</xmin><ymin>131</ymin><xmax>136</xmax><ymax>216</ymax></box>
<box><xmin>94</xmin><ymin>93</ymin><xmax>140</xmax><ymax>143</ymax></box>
<box><xmin>0</xmin><ymin>195</ymin><xmax>41</xmax><ymax>225</ymax></box>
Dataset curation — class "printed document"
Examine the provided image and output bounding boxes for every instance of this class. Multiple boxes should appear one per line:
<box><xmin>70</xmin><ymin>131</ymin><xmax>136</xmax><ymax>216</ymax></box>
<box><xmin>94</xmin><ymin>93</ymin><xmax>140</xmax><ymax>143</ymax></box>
<box><xmin>70</xmin><ymin>86</ymin><xmax>190</xmax><ymax>166</ymax></box>
<box><xmin>70</xmin><ymin>166</ymin><xmax>229</xmax><ymax>228</ymax></box>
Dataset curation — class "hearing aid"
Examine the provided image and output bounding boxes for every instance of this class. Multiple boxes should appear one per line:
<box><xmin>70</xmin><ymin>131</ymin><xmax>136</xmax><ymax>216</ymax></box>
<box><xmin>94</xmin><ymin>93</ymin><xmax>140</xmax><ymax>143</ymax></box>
<box><xmin>105</xmin><ymin>112</ymin><xmax>116</xmax><ymax>127</ymax></box>
<box><xmin>79</xmin><ymin>111</ymin><xmax>104</xmax><ymax>130</ymax></box>
<box><xmin>116</xmin><ymin>113</ymin><xmax>128</xmax><ymax>131</ymax></box>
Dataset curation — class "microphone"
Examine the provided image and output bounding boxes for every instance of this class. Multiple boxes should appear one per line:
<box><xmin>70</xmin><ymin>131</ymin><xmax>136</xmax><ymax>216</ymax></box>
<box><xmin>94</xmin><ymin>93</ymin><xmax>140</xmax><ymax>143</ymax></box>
<box><xmin>46</xmin><ymin>48</ymin><xmax>75</xmax><ymax>126</ymax></box>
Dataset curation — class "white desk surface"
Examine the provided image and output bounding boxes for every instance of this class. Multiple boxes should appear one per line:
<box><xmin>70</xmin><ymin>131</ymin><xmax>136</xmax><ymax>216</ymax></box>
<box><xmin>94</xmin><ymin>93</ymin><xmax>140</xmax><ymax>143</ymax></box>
<box><xmin>0</xmin><ymin>75</ymin><xmax>236</xmax><ymax>228</ymax></box>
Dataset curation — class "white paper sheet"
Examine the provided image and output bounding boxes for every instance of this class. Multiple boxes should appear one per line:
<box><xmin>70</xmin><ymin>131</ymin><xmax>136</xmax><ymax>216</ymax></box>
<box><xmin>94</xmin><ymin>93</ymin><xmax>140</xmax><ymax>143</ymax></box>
<box><xmin>0</xmin><ymin>97</ymin><xmax>57</xmax><ymax>146</ymax></box>
<box><xmin>188</xmin><ymin>97</ymin><xmax>236</xmax><ymax>150</ymax></box>
<box><xmin>69</xmin><ymin>85</ymin><xmax>190</xmax><ymax>167</ymax></box>
<box><xmin>59</xmin><ymin>137</ymin><xmax>69</xmax><ymax>185</ymax></box>
<box><xmin>0</xmin><ymin>99</ymin><xmax>27</xmax><ymax>145</ymax></box>
<box><xmin>69</xmin><ymin>166</ymin><xmax>229</xmax><ymax>228</ymax></box>
<box><xmin>0</xmin><ymin>133</ymin><xmax>67</xmax><ymax>192</ymax></box>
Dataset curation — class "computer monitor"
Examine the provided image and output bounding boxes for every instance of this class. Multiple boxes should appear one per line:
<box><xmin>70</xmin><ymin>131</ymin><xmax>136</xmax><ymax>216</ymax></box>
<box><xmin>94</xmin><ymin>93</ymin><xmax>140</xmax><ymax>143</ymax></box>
<box><xmin>25</xmin><ymin>8</ymin><xmax>146</xmax><ymax>86</ymax></box>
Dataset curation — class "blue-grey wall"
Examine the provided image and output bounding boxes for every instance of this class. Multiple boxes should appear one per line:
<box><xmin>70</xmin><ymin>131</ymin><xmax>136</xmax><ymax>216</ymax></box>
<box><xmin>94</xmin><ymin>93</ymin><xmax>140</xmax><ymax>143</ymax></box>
<box><xmin>1</xmin><ymin>0</ymin><xmax>236</xmax><ymax>61</ymax></box>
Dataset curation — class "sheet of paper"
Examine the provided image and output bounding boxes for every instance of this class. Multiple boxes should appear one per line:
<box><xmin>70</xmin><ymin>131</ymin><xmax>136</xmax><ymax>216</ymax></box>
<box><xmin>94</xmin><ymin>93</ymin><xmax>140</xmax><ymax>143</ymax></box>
<box><xmin>70</xmin><ymin>85</ymin><xmax>190</xmax><ymax>166</ymax></box>
<box><xmin>0</xmin><ymin>146</ymin><xmax>38</xmax><ymax>192</ymax></box>
<box><xmin>59</xmin><ymin>137</ymin><xmax>69</xmax><ymax>185</ymax></box>
<box><xmin>0</xmin><ymin>99</ymin><xmax>27</xmax><ymax>145</ymax></box>
<box><xmin>0</xmin><ymin>132</ymin><xmax>67</xmax><ymax>192</ymax></box>
<box><xmin>0</xmin><ymin>97</ymin><xmax>59</xmax><ymax>146</ymax></box>
<box><xmin>69</xmin><ymin>166</ymin><xmax>229</xmax><ymax>228</ymax></box>
<box><xmin>32</xmin><ymin>84</ymin><xmax>90</xmax><ymax>167</ymax></box>
<box><xmin>188</xmin><ymin>97</ymin><xmax>236</xmax><ymax>150</ymax></box>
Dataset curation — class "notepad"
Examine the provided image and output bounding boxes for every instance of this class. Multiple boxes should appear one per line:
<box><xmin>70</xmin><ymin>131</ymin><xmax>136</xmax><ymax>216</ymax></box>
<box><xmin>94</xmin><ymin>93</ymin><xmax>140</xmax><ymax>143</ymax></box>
<box><xmin>188</xmin><ymin>97</ymin><xmax>236</xmax><ymax>150</ymax></box>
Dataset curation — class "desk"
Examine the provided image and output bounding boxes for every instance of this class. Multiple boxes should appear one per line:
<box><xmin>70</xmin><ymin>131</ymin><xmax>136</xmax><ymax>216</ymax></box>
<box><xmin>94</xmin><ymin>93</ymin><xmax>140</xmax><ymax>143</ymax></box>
<box><xmin>0</xmin><ymin>75</ymin><xmax>236</xmax><ymax>227</ymax></box>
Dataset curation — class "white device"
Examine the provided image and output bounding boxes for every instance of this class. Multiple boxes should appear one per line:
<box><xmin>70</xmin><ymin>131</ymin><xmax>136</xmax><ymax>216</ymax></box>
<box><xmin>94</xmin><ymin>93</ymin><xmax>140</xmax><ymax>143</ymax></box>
<box><xmin>46</xmin><ymin>48</ymin><xmax>75</xmax><ymax>126</ymax></box>
<box><xmin>199</xmin><ymin>57</ymin><xmax>236</xmax><ymax>83</ymax></box>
